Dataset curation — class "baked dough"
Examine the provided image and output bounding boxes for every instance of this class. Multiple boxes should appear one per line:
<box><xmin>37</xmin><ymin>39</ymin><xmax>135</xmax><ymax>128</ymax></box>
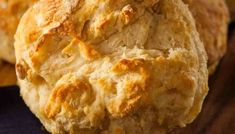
<box><xmin>0</xmin><ymin>0</ymin><xmax>36</xmax><ymax>86</ymax></box>
<box><xmin>183</xmin><ymin>0</ymin><xmax>229</xmax><ymax>74</ymax></box>
<box><xmin>0</xmin><ymin>60</ymin><xmax>17</xmax><ymax>87</ymax></box>
<box><xmin>15</xmin><ymin>0</ymin><xmax>209</xmax><ymax>133</ymax></box>
<box><xmin>226</xmin><ymin>0</ymin><xmax>235</xmax><ymax>21</ymax></box>
<box><xmin>0</xmin><ymin>0</ymin><xmax>36</xmax><ymax>64</ymax></box>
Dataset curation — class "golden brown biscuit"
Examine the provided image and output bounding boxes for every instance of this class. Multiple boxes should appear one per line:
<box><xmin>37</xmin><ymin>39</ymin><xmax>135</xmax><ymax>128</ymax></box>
<box><xmin>226</xmin><ymin>0</ymin><xmax>235</xmax><ymax>21</ymax></box>
<box><xmin>0</xmin><ymin>0</ymin><xmax>36</xmax><ymax>64</ymax></box>
<box><xmin>0</xmin><ymin>0</ymin><xmax>36</xmax><ymax>86</ymax></box>
<box><xmin>183</xmin><ymin>0</ymin><xmax>229</xmax><ymax>74</ymax></box>
<box><xmin>15</xmin><ymin>0</ymin><xmax>209</xmax><ymax>133</ymax></box>
<box><xmin>0</xmin><ymin>60</ymin><xmax>17</xmax><ymax>87</ymax></box>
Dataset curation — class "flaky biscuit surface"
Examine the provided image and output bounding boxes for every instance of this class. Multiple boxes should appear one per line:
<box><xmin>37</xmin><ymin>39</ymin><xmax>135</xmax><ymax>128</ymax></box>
<box><xmin>183</xmin><ymin>0</ymin><xmax>229</xmax><ymax>74</ymax></box>
<box><xmin>15</xmin><ymin>0</ymin><xmax>208</xmax><ymax>133</ymax></box>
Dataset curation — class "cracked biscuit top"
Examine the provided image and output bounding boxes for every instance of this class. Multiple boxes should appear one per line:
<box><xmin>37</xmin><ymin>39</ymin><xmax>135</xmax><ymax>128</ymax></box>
<box><xmin>14</xmin><ymin>0</ymin><xmax>209</xmax><ymax>133</ymax></box>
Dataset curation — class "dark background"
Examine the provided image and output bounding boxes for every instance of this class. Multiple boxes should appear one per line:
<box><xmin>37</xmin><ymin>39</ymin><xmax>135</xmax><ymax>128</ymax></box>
<box><xmin>0</xmin><ymin>23</ymin><xmax>235</xmax><ymax>134</ymax></box>
<box><xmin>0</xmin><ymin>86</ymin><xmax>45</xmax><ymax>134</ymax></box>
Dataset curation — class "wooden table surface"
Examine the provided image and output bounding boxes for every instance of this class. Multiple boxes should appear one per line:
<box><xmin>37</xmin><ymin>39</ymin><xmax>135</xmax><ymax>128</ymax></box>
<box><xmin>0</xmin><ymin>24</ymin><xmax>235</xmax><ymax>134</ymax></box>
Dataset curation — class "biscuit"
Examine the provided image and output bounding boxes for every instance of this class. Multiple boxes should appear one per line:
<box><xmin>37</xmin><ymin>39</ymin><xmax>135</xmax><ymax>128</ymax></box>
<box><xmin>183</xmin><ymin>0</ymin><xmax>229</xmax><ymax>74</ymax></box>
<box><xmin>0</xmin><ymin>60</ymin><xmax>17</xmax><ymax>87</ymax></box>
<box><xmin>226</xmin><ymin>0</ymin><xmax>235</xmax><ymax>21</ymax></box>
<box><xmin>15</xmin><ymin>0</ymin><xmax>209</xmax><ymax>133</ymax></box>
<box><xmin>0</xmin><ymin>0</ymin><xmax>36</xmax><ymax>64</ymax></box>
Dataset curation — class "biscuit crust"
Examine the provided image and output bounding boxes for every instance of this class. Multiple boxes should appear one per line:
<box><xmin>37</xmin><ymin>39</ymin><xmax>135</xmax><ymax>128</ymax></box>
<box><xmin>15</xmin><ymin>0</ymin><xmax>209</xmax><ymax>133</ymax></box>
<box><xmin>0</xmin><ymin>0</ymin><xmax>36</xmax><ymax>64</ymax></box>
<box><xmin>183</xmin><ymin>0</ymin><xmax>229</xmax><ymax>74</ymax></box>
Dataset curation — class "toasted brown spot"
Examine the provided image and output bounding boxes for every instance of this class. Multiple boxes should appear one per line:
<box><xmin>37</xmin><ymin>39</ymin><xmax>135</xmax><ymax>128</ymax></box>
<box><xmin>97</xmin><ymin>78</ymin><xmax>116</xmax><ymax>94</ymax></box>
<box><xmin>78</xmin><ymin>41</ymin><xmax>101</xmax><ymax>60</ymax></box>
<box><xmin>98</xmin><ymin>19</ymin><xmax>110</xmax><ymax>30</ymax></box>
<box><xmin>111</xmin><ymin>59</ymin><xmax>145</xmax><ymax>74</ymax></box>
<box><xmin>61</xmin><ymin>38</ymin><xmax>79</xmax><ymax>57</ymax></box>
<box><xmin>108</xmin><ymin>59</ymin><xmax>150</xmax><ymax>117</ymax></box>
<box><xmin>121</xmin><ymin>5</ymin><xmax>135</xmax><ymax>24</ymax></box>
<box><xmin>44</xmin><ymin>77</ymin><xmax>94</xmax><ymax>118</ymax></box>
<box><xmin>16</xmin><ymin>59</ymin><xmax>29</xmax><ymax>79</ymax></box>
